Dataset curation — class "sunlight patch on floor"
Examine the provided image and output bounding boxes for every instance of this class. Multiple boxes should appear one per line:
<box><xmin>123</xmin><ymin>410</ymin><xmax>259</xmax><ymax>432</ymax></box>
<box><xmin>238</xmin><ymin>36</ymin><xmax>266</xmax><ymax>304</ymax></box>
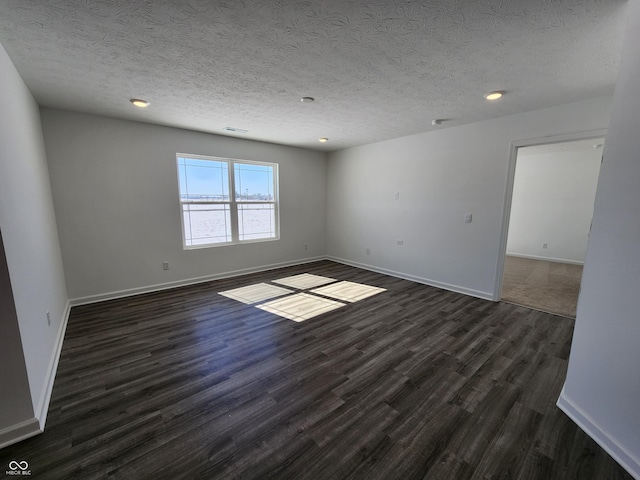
<box><xmin>218</xmin><ymin>283</ymin><xmax>294</xmax><ymax>304</ymax></box>
<box><xmin>272</xmin><ymin>273</ymin><xmax>336</xmax><ymax>289</ymax></box>
<box><xmin>219</xmin><ymin>274</ymin><xmax>386</xmax><ymax>322</ymax></box>
<box><xmin>311</xmin><ymin>281</ymin><xmax>386</xmax><ymax>302</ymax></box>
<box><xmin>256</xmin><ymin>293</ymin><xmax>345</xmax><ymax>322</ymax></box>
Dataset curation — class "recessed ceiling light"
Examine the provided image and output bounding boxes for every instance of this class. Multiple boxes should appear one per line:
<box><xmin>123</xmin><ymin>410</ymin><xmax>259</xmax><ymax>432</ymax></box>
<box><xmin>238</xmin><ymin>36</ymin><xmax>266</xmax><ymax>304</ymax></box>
<box><xmin>301</xmin><ymin>97</ymin><xmax>315</xmax><ymax>103</ymax></box>
<box><xmin>484</xmin><ymin>91</ymin><xmax>504</xmax><ymax>101</ymax></box>
<box><xmin>593</xmin><ymin>143</ymin><xmax>604</xmax><ymax>149</ymax></box>
<box><xmin>432</xmin><ymin>119</ymin><xmax>444</xmax><ymax>126</ymax></box>
<box><xmin>318</xmin><ymin>137</ymin><xmax>329</xmax><ymax>143</ymax></box>
<box><xmin>130</xmin><ymin>98</ymin><xmax>150</xmax><ymax>108</ymax></box>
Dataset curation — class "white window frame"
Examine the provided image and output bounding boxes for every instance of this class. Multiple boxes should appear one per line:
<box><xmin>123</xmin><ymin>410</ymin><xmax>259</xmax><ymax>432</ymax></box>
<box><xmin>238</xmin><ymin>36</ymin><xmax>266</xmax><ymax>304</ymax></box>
<box><xmin>177</xmin><ymin>153</ymin><xmax>280</xmax><ymax>249</ymax></box>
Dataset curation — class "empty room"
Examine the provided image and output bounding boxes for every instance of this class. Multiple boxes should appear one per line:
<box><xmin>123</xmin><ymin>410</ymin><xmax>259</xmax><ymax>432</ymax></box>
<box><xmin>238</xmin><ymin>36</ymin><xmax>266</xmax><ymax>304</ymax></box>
<box><xmin>1</xmin><ymin>1</ymin><xmax>639</xmax><ymax>479</ymax></box>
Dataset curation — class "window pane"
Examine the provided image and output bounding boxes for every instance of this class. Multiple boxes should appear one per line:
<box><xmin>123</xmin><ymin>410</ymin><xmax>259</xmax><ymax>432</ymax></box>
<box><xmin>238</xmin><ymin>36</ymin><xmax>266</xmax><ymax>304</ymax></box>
<box><xmin>177</xmin><ymin>155</ymin><xmax>278</xmax><ymax>248</ymax></box>
<box><xmin>234</xmin><ymin>163</ymin><xmax>274</xmax><ymax>201</ymax></box>
<box><xmin>238</xmin><ymin>203</ymin><xmax>275</xmax><ymax>240</ymax></box>
<box><xmin>178</xmin><ymin>157</ymin><xmax>229</xmax><ymax>201</ymax></box>
<box><xmin>183</xmin><ymin>203</ymin><xmax>231</xmax><ymax>245</ymax></box>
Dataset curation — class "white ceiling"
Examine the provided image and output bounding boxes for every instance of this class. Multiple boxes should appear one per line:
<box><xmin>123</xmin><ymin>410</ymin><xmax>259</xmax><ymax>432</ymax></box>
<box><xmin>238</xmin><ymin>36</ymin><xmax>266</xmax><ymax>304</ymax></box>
<box><xmin>0</xmin><ymin>0</ymin><xmax>628</xmax><ymax>152</ymax></box>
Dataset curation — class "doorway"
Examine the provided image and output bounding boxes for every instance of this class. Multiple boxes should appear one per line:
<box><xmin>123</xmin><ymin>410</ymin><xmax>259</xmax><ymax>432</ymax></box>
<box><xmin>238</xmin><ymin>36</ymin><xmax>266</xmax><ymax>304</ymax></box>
<box><xmin>497</xmin><ymin>134</ymin><xmax>604</xmax><ymax>317</ymax></box>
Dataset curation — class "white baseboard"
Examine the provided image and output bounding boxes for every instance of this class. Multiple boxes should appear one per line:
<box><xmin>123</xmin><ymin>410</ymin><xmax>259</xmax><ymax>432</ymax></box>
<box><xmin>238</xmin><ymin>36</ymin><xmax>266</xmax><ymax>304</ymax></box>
<box><xmin>326</xmin><ymin>256</ymin><xmax>494</xmax><ymax>301</ymax></box>
<box><xmin>70</xmin><ymin>256</ymin><xmax>326</xmax><ymax>306</ymax></box>
<box><xmin>557</xmin><ymin>387</ymin><xmax>640</xmax><ymax>480</ymax></box>
<box><xmin>0</xmin><ymin>418</ymin><xmax>41</xmax><ymax>450</ymax></box>
<box><xmin>505</xmin><ymin>252</ymin><xmax>584</xmax><ymax>266</ymax></box>
<box><xmin>34</xmin><ymin>300</ymin><xmax>71</xmax><ymax>430</ymax></box>
<box><xmin>70</xmin><ymin>255</ymin><xmax>495</xmax><ymax>307</ymax></box>
<box><xmin>0</xmin><ymin>302</ymin><xmax>70</xmax><ymax>449</ymax></box>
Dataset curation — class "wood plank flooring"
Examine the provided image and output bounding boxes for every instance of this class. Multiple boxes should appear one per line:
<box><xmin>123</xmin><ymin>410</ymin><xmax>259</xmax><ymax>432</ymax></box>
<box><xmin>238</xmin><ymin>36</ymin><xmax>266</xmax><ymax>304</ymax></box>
<box><xmin>1</xmin><ymin>260</ymin><xmax>633</xmax><ymax>479</ymax></box>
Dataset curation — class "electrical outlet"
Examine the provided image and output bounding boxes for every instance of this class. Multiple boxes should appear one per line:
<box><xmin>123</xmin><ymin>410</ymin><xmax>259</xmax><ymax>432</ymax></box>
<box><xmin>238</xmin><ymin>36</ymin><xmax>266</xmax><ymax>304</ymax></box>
<box><xmin>396</xmin><ymin>239</ymin><xmax>404</xmax><ymax>245</ymax></box>
<box><xmin>162</xmin><ymin>261</ymin><xmax>170</xmax><ymax>270</ymax></box>
<box><xmin>46</xmin><ymin>311</ymin><xmax>51</xmax><ymax>326</ymax></box>
<box><xmin>366</xmin><ymin>247</ymin><xmax>370</xmax><ymax>255</ymax></box>
<box><xmin>304</xmin><ymin>243</ymin><xmax>308</xmax><ymax>250</ymax></box>
<box><xmin>542</xmin><ymin>243</ymin><xmax>548</xmax><ymax>249</ymax></box>
<box><xmin>394</xmin><ymin>192</ymin><xmax>400</xmax><ymax>200</ymax></box>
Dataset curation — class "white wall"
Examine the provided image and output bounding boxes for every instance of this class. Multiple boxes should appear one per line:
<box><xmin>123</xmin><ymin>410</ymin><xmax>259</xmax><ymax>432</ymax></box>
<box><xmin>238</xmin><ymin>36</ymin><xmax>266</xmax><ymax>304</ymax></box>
<box><xmin>326</xmin><ymin>96</ymin><xmax>612</xmax><ymax>299</ymax></box>
<box><xmin>0</xmin><ymin>43</ymin><xmax>68</xmax><ymax>441</ymax></box>
<box><xmin>41</xmin><ymin>109</ymin><xmax>327</xmax><ymax>301</ymax></box>
<box><xmin>558</xmin><ymin>1</ymin><xmax>640</xmax><ymax>477</ymax></box>
<box><xmin>506</xmin><ymin>140</ymin><xmax>603</xmax><ymax>264</ymax></box>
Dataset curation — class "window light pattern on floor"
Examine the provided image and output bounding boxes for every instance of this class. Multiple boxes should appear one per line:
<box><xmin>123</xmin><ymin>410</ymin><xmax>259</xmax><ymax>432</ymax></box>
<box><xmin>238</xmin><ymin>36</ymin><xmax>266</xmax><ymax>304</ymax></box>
<box><xmin>311</xmin><ymin>281</ymin><xmax>387</xmax><ymax>302</ymax></box>
<box><xmin>256</xmin><ymin>293</ymin><xmax>345</xmax><ymax>322</ymax></box>
<box><xmin>218</xmin><ymin>274</ymin><xmax>386</xmax><ymax>322</ymax></box>
<box><xmin>272</xmin><ymin>273</ymin><xmax>336</xmax><ymax>289</ymax></box>
<box><xmin>218</xmin><ymin>283</ymin><xmax>293</xmax><ymax>304</ymax></box>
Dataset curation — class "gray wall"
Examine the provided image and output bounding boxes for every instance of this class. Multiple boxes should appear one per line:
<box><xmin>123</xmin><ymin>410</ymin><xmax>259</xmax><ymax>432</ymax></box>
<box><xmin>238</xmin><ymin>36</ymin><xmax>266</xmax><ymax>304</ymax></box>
<box><xmin>326</xmin><ymin>96</ymin><xmax>612</xmax><ymax>299</ymax></box>
<box><xmin>41</xmin><ymin>109</ymin><xmax>327</xmax><ymax>301</ymax></box>
<box><xmin>0</xmin><ymin>43</ymin><xmax>68</xmax><ymax>439</ymax></box>
<box><xmin>559</xmin><ymin>1</ymin><xmax>640</xmax><ymax>477</ymax></box>
<box><xmin>0</xmin><ymin>232</ymin><xmax>33</xmax><ymax>434</ymax></box>
<box><xmin>507</xmin><ymin>140</ymin><xmax>602</xmax><ymax>264</ymax></box>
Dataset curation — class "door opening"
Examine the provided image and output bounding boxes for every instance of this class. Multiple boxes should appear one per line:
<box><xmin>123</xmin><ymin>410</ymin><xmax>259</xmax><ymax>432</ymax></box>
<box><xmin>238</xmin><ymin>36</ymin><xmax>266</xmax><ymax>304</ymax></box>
<box><xmin>496</xmin><ymin>134</ymin><xmax>605</xmax><ymax>317</ymax></box>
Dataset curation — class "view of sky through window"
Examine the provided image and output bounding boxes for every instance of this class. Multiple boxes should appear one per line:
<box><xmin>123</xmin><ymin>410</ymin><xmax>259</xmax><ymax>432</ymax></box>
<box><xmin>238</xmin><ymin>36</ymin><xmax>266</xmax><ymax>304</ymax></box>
<box><xmin>177</xmin><ymin>155</ymin><xmax>278</xmax><ymax>248</ymax></box>
<box><xmin>235</xmin><ymin>163</ymin><xmax>274</xmax><ymax>200</ymax></box>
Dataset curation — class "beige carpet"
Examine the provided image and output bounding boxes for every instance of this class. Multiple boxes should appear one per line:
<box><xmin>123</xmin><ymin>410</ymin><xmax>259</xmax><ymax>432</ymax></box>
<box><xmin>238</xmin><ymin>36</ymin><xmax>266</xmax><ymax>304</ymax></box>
<box><xmin>501</xmin><ymin>255</ymin><xmax>583</xmax><ymax>318</ymax></box>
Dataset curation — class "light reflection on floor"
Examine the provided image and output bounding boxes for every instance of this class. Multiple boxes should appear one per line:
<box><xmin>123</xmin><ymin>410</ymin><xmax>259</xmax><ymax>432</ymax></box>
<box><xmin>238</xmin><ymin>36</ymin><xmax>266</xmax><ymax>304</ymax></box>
<box><xmin>257</xmin><ymin>293</ymin><xmax>344</xmax><ymax>322</ymax></box>
<box><xmin>311</xmin><ymin>281</ymin><xmax>387</xmax><ymax>302</ymax></box>
<box><xmin>272</xmin><ymin>273</ymin><xmax>336</xmax><ymax>289</ymax></box>
<box><xmin>218</xmin><ymin>283</ymin><xmax>293</xmax><ymax>304</ymax></box>
<box><xmin>219</xmin><ymin>274</ymin><xmax>386</xmax><ymax>322</ymax></box>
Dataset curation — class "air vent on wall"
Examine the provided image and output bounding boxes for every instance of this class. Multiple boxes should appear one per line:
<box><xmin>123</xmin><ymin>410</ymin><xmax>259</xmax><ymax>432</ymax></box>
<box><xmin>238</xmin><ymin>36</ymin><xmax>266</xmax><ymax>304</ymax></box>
<box><xmin>224</xmin><ymin>127</ymin><xmax>249</xmax><ymax>134</ymax></box>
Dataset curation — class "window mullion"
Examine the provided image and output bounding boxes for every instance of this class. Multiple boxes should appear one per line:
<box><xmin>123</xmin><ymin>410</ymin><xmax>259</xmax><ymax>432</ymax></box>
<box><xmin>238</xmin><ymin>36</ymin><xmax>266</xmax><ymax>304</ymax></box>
<box><xmin>228</xmin><ymin>161</ymin><xmax>239</xmax><ymax>242</ymax></box>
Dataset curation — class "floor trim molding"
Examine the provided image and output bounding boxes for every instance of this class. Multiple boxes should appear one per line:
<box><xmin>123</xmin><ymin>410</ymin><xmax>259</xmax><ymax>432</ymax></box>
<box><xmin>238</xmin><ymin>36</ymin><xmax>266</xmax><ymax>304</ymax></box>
<box><xmin>70</xmin><ymin>257</ymin><xmax>327</xmax><ymax>306</ymax></box>
<box><xmin>505</xmin><ymin>252</ymin><xmax>585</xmax><ymax>266</ymax></box>
<box><xmin>0</xmin><ymin>303</ymin><xmax>70</xmax><ymax>449</ymax></box>
<box><xmin>557</xmin><ymin>387</ymin><xmax>640</xmax><ymax>480</ymax></box>
<box><xmin>35</xmin><ymin>300</ymin><xmax>72</xmax><ymax>430</ymax></box>
<box><xmin>0</xmin><ymin>418</ymin><xmax>41</xmax><ymax>450</ymax></box>
<box><xmin>326</xmin><ymin>256</ymin><xmax>494</xmax><ymax>301</ymax></box>
<box><xmin>70</xmin><ymin>256</ymin><xmax>496</xmax><ymax>307</ymax></box>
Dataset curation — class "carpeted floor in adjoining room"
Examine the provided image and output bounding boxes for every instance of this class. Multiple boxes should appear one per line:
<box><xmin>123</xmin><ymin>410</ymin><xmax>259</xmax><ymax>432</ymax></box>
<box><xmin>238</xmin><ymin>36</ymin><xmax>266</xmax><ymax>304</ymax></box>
<box><xmin>501</xmin><ymin>255</ymin><xmax>584</xmax><ymax>318</ymax></box>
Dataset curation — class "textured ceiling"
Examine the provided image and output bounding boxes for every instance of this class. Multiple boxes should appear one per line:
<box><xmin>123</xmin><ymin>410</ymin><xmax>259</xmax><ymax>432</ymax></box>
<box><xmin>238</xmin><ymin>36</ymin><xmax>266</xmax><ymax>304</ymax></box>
<box><xmin>0</xmin><ymin>0</ymin><xmax>628</xmax><ymax>151</ymax></box>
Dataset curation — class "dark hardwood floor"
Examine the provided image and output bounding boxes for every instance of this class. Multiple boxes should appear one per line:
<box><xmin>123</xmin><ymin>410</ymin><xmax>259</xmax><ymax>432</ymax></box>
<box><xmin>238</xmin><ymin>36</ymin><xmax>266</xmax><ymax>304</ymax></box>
<box><xmin>1</xmin><ymin>260</ymin><xmax>633</xmax><ymax>479</ymax></box>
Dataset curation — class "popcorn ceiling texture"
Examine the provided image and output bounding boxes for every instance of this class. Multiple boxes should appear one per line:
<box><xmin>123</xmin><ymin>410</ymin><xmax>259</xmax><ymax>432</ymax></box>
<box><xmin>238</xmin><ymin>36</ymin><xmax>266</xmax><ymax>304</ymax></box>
<box><xmin>0</xmin><ymin>0</ymin><xmax>627</xmax><ymax>151</ymax></box>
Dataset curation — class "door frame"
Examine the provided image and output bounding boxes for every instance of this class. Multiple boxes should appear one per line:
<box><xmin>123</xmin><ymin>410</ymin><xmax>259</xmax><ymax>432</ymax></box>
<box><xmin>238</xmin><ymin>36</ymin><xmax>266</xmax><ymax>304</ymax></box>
<box><xmin>492</xmin><ymin>128</ymin><xmax>608</xmax><ymax>301</ymax></box>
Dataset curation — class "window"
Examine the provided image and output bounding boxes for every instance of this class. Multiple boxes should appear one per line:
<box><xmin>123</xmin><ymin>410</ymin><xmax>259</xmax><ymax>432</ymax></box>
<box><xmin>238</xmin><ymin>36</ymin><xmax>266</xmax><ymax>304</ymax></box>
<box><xmin>177</xmin><ymin>154</ymin><xmax>279</xmax><ymax>248</ymax></box>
